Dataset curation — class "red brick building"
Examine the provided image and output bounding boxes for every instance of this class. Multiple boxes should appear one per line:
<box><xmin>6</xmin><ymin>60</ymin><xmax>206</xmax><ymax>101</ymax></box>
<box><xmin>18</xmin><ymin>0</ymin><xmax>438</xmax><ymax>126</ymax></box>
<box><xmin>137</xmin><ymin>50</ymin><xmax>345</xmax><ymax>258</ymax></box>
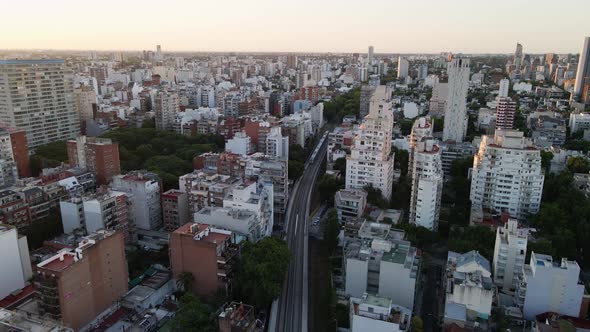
<box><xmin>67</xmin><ymin>136</ymin><xmax>121</xmax><ymax>185</ymax></box>
<box><xmin>170</xmin><ymin>223</ymin><xmax>239</xmax><ymax>297</ymax></box>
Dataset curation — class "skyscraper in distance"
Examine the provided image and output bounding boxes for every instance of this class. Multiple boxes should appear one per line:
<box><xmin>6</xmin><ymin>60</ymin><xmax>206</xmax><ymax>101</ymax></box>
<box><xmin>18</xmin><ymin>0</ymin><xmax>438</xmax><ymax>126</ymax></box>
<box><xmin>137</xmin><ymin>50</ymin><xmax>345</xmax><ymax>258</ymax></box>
<box><xmin>368</xmin><ymin>46</ymin><xmax>374</xmax><ymax>64</ymax></box>
<box><xmin>442</xmin><ymin>58</ymin><xmax>470</xmax><ymax>142</ymax></box>
<box><xmin>514</xmin><ymin>42</ymin><xmax>523</xmax><ymax>69</ymax></box>
<box><xmin>397</xmin><ymin>57</ymin><xmax>409</xmax><ymax>79</ymax></box>
<box><xmin>573</xmin><ymin>36</ymin><xmax>590</xmax><ymax>103</ymax></box>
<box><xmin>156</xmin><ymin>44</ymin><xmax>162</xmax><ymax>61</ymax></box>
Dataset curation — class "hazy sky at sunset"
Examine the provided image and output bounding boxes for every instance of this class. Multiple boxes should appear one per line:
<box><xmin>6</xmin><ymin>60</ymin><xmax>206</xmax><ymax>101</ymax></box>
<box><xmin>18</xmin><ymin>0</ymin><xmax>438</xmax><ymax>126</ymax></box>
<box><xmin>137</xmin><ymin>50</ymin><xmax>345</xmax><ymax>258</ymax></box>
<box><xmin>2</xmin><ymin>0</ymin><xmax>589</xmax><ymax>54</ymax></box>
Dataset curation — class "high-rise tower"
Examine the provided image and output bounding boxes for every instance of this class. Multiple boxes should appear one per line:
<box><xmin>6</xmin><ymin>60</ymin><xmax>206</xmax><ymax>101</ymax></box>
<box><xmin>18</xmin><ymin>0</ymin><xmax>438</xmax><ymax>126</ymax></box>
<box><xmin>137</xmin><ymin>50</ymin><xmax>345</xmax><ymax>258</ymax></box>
<box><xmin>442</xmin><ymin>58</ymin><xmax>470</xmax><ymax>142</ymax></box>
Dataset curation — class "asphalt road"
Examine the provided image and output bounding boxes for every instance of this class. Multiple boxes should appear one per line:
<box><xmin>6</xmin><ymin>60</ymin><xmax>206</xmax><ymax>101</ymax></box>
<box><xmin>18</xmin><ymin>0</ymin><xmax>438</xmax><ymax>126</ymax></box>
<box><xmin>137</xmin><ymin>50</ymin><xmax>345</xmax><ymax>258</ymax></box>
<box><xmin>274</xmin><ymin>137</ymin><xmax>328</xmax><ymax>332</ymax></box>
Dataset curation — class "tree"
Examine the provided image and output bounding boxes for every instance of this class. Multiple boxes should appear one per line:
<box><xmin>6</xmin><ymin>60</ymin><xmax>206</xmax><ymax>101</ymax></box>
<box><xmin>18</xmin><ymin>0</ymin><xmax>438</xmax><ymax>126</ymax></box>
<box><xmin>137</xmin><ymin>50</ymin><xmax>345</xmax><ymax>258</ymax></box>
<box><xmin>411</xmin><ymin>316</ymin><xmax>424</xmax><ymax>332</ymax></box>
<box><xmin>333</xmin><ymin>157</ymin><xmax>347</xmax><ymax>175</ymax></box>
<box><xmin>448</xmin><ymin>225</ymin><xmax>495</xmax><ymax>261</ymax></box>
<box><xmin>322</xmin><ymin>209</ymin><xmax>340</xmax><ymax>254</ymax></box>
<box><xmin>318</xmin><ymin>174</ymin><xmax>344</xmax><ymax>204</ymax></box>
<box><xmin>288</xmin><ymin>160</ymin><xmax>304</xmax><ymax>180</ymax></box>
<box><xmin>23</xmin><ymin>210</ymin><xmax>64</xmax><ymax>249</ymax></box>
<box><xmin>364</xmin><ymin>185</ymin><xmax>389</xmax><ymax>208</ymax></box>
<box><xmin>540</xmin><ymin>150</ymin><xmax>553</xmax><ymax>173</ymax></box>
<box><xmin>169</xmin><ymin>293</ymin><xmax>215</xmax><ymax>332</ymax></box>
<box><xmin>566</xmin><ymin>156</ymin><xmax>590</xmax><ymax>174</ymax></box>
<box><xmin>235</xmin><ymin>237</ymin><xmax>290</xmax><ymax>308</ymax></box>
<box><xmin>177</xmin><ymin>271</ymin><xmax>195</xmax><ymax>292</ymax></box>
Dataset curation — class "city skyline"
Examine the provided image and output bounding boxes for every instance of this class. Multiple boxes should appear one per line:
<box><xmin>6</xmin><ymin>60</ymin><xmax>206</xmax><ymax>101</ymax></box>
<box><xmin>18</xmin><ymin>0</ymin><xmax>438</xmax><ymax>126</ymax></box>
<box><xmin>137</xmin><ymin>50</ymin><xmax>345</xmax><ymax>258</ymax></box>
<box><xmin>2</xmin><ymin>0</ymin><xmax>590</xmax><ymax>54</ymax></box>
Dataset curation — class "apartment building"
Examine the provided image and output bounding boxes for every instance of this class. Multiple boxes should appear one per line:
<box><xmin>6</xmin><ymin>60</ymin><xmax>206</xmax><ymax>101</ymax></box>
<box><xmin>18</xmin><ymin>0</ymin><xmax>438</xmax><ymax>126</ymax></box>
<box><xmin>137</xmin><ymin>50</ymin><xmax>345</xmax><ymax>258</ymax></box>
<box><xmin>179</xmin><ymin>171</ymin><xmax>240</xmax><ymax>215</ymax></box>
<box><xmin>154</xmin><ymin>90</ymin><xmax>179</xmax><ymax>131</ymax></box>
<box><xmin>516</xmin><ymin>252</ymin><xmax>585</xmax><ymax>320</ymax></box>
<box><xmin>0</xmin><ymin>59</ymin><xmax>80</xmax><ymax>149</ymax></box>
<box><xmin>346</xmin><ymin>86</ymin><xmax>395</xmax><ymax>200</ymax></box>
<box><xmin>496</xmin><ymin>97</ymin><xmax>517</xmax><ymax>130</ymax></box>
<box><xmin>59</xmin><ymin>190</ymin><xmax>131</xmax><ymax>240</ymax></box>
<box><xmin>493</xmin><ymin>219</ymin><xmax>528</xmax><ymax>292</ymax></box>
<box><xmin>111</xmin><ymin>171</ymin><xmax>161</xmax><ymax>231</ymax></box>
<box><xmin>265</xmin><ymin>126</ymin><xmax>289</xmax><ymax>159</ymax></box>
<box><xmin>66</xmin><ymin>136</ymin><xmax>121</xmax><ymax>185</ymax></box>
<box><xmin>349</xmin><ymin>293</ymin><xmax>411</xmax><ymax>332</ymax></box>
<box><xmin>162</xmin><ymin>189</ymin><xmax>189</xmax><ymax>232</ymax></box>
<box><xmin>409</xmin><ymin>117</ymin><xmax>434</xmax><ymax>170</ymax></box>
<box><xmin>344</xmin><ymin>222</ymin><xmax>419</xmax><ymax>310</ymax></box>
<box><xmin>444</xmin><ymin>251</ymin><xmax>493</xmax><ymax>326</ymax></box>
<box><xmin>0</xmin><ymin>127</ymin><xmax>30</xmax><ymax>178</ymax></box>
<box><xmin>170</xmin><ymin>223</ymin><xmax>240</xmax><ymax>297</ymax></box>
<box><xmin>470</xmin><ymin>129</ymin><xmax>544</xmax><ymax>220</ymax></box>
<box><xmin>34</xmin><ymin>230</ymin><xmax>128</xmax><ymax>331</ymax></box>
<box><xmin>409</xmin><ymin>139</ymin><xmax>443</xmax><ymax>231</ymax></box>
<box><xmin>221</xmin><ymin>180</ymin><xmax>274</xmax><ymax>238</ymax></box>
<box><xmin>569</xmin><ymin>113</ymin><xmax>590</xmax><ymax>134</ymax></box>
<box><xmin>335</xmin><ymin>188</ymin><xmax>367</xmax><ymax>225</ymax></box>
<box><xmin>0</xmin><ymin>224</ymin><xmax>32</xmax><ymax>300</ymax></box>
<box><xmin>244</xmin><ymin>154</ymin><xmax>289</xmax><ymax>216</ymax></box>
<box><xmin>443</xmin><ymin>59</ymin><xmax>470</xmax><ymax>142</ymax></box>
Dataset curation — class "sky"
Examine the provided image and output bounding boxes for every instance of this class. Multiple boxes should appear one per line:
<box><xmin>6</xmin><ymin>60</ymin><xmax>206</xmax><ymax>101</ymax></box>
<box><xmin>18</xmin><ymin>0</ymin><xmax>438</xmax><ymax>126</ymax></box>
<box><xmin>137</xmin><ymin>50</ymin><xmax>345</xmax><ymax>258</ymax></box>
<box><xmin>1</xmin><ymin>0</ymin><xmax>589</xmax><ymax>54</ymax></box>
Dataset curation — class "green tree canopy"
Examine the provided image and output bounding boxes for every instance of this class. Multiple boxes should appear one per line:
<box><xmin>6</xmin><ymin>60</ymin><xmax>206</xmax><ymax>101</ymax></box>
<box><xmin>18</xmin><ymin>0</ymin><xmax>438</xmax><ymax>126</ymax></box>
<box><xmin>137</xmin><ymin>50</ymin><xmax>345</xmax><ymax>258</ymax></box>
<box><xmin>235</xmin><ymin>237</ymin><xmax>291</xmax><ymax>308</ymax></box>
<box><xmin>566</xmin><ymin>156</ymin><xmax>590</xmax><ymax>174</ymax></box>
<box><xmin>322</xmin><ymin>209</ymin><xmax>341</xmax><ymax>254</ymax></box>
<box><xmin>169</xmin><ymin>293</ymin><xmax>215</xmax><ymax>332</ymax></box>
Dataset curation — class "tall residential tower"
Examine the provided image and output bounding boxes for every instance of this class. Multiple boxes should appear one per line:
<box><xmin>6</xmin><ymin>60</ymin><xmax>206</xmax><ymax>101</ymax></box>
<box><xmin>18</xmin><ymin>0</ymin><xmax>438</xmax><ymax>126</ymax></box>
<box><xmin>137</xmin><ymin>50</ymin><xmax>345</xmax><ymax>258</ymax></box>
<box><xmin>0</xmin><ymin>60</ymin><xmax>80</xmax><ymax>149</ymax></box>
<box><xmin>442</xmin><ymin>58</ymin><xmax>470</xmax><ymax>142</ymax></box>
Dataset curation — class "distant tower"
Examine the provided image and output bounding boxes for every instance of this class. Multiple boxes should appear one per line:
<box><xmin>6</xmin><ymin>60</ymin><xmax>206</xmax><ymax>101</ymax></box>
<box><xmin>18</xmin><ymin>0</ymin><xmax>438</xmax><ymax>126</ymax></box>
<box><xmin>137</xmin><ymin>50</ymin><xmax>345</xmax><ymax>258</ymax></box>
<box><xmin>574</xmin><ymin>37</ymin><xmax>590</xmax><ymax>103</ymax></box>
<box><xmin>514</xmin><ymin>43</ymin><xmax>523</xmax><ymax>69</ymax></box>
<box><xmin>156</xmin><ymin>44</ymin><xmax>162</xmax><ymax>61</ymax></box>
<box><xmin>442</xmin><ymin>58</ymin><xmax>470</xmax><ymax>142</ymax></box>
<box><xmin>397</xmin><ymin>57</ymin><xmax>409</xmax><ymax>79</ymax></box>
<box><xmin>368</xmin><ymin>46</ymin><xmax>374</xmax><ymax>64</ymax></box>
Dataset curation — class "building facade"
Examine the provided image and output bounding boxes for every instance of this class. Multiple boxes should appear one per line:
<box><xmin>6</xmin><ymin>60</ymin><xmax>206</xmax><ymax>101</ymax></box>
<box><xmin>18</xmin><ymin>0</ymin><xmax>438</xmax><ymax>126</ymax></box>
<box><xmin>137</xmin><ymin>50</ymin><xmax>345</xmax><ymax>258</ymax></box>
<box><xmin>443</xmin><ymin>59</ymin><xmax>470</xmax><ymax>142</ymax></box>
<box><xmin>470</xmin><ymin>129</ymin><xmax>544</xmax><ymax>220</ymax></box>
<box><xmin>34</xmin><ymin>230</ymin><xmax>128</xmax><ymax>331</ymax></box>
<box><xmin>346</xmin><ymin>86</ymin><xmax>395</xmax><ymax>200</ymax></box>
<box><xmin>492</xmin><ymin>219</ymin><xmax>527</xmax><ymax>292</ymax></box>
<box><xmin>409</xmin><ymin>139</ymin><xmax>443</xmax><ymax>231</ymax></box>
<box><xmin>0</xmin><ymin>59</ymin><xmax>80</xmax><ymax>149</ymax></box>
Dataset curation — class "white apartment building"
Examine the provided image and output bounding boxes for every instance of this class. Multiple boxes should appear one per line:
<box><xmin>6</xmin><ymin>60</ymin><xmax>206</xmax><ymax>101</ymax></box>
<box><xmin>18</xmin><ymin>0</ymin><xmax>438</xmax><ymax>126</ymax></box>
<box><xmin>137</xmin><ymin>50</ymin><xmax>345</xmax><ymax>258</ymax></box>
<box><xmin>0</xmin><ymin>225</ymin><xmax>32</xmax><ymax>300</ymax></box>
<box><xmin>265</xmin><ymin>127</ymin><xmax>289</xmax><ymax>159</ymax></box>
<box><xmin>409</xmin><ymin>139</ymin><xmax>443</xmax><ymax>231</ymax></box>
<box><xmin>112</xmin><ymin>171</ymin><xmax>162</xmax><ymax>230</ymax></box>
<box><xmin>154</xmin><ymin>90</ymin><xmax>179</xmax><ymax>131</ymax></box>
<box><xmin>516</xmin><ymin>252</ymin><xmax>585</xmax><ymax>320</ymax></box>
<box><xmin>470</xmin><ymin>129</ymin><xmax>544</xmax><ymax>220</ymax></box>
<box><xmin>60</xmin><ymin>191</ymin><xmax>131</xmax><ymax>238</ymax></box>
<box><xmin>0</xmin><ymin>59</ymin><xmax>80</xmax><ymax>149</ymax></box>
<box><xmin>569</xmin><ymin>113</ymin><xmax>590</xmax><ymax>134</ymax></box>
<box><xmin>349</xmin><ymin>293</ymin><xmax>411</xmax><ymax>332</ymax></box>
<box><xmin>493</xmin><ymin>219</ymin><xmax>527</xmax><ymax>292</ymax></box>
<box><xmin>222</xmin><ymin>181</ymin><xmax>274</xmax><ymax>238</ymax></box>
<box><xmin>444</xmin><ymin>251</ymin><xmax>493</xmax><ymax>324</ymax></box>
<box><xmin>345</xmin><ymin>222</ymin><xmax>419</xmax><ymax>310</ymax></box>
<box><xmin>225</xmin><ymin>131</ymin><xmax>252</xmax><ymax>156</ymax></box>
<box><xmin>195</xmin><ymin>207</ymin><xmax>261</xmax><ymax>241</ymax></box>
<box><xmin>335</xmin><ymin>188</ymin><xmax>367</xmax><ymax>225</ymax></box>
<box><xmin>346</xmin><ymin>86</ymin><xmax>395</xmax><ymax>200</ymax></box>
<box><xmin>397</xmin><ymin>57</ymin><xmax>409</xmax><ymax>79</ymax></box>
<box><xmin>443</xmin><ymin>59</ymin><xmax>470</xmax><ymax>142</ymax></box>
<box><xmin>498</xmin><ymin>78</ymin><xmax>510</xmax><ymax>98</ymax></box>
<box><xmin>244</xmin><ymin>154</ymin><xmax>289</xmax><ymax>215</ymax></box>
